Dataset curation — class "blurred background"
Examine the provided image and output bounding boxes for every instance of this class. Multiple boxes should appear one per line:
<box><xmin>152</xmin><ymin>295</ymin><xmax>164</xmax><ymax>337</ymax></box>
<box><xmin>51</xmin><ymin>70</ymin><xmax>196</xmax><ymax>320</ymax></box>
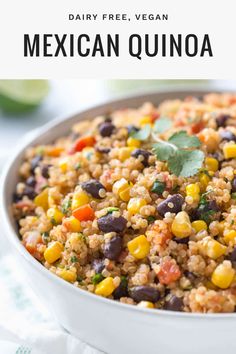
<box><xmin>1</xmin><ymin>79</ymin><xmax>236</xmax><ymax>166</ymax></box>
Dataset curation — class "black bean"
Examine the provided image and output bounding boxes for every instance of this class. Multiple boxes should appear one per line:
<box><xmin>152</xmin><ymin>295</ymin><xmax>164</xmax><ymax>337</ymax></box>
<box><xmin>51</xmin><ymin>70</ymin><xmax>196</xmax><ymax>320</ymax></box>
<box><xmin>41</xmin><ymin>165</ymin><xmax>50</xmax><ymax>179</ymax></box>
<box><xmin>95</xmin><ymin>146</ymin><xmax>111</xmax><ymax>154</ymax></box>
<box><xmin>22</xmin><ymin>186</ymin><xmax>37</xmax><ymax>200</ymax></box>
<box><xmin>131</xmin><ymin>149</ymin><xmax>152</xmax><ymax>167</ymax></box>
<box><xmin>92</xmin><ymin>259</ymin><xmax>105</xmax><ymax>274</ymax></box>
<box><xmin>232</xmin><ymin>178</ymin><xmax>236</xmax><ymax>192</ymax></box>
<box><xmin>98</xmin><ymin>214</ymin><xmax>127</xmax><ymax>233</ymax></box>
<box><xmin>129</xmin><ymin>286</ymin><xmax>160</xmax><ymax>303</ymax></box>
<box><xmin>216</xmin><ymin>114</ymin><xmax>231</xmax><ymax>128</ymax></box>
<box><xmin>104</xmin><ymin>235</ymin><xmax>123</xmax><ymax>260</ymax></box>
<box><xmin>26</xmin><ymin>176</ymin><xmax>36</xmax><ymax>188</ymax></box>
<box><xmin>113</xmin><ymin>278</ymin><xmax>128</xmax><ymax>299</ymax></box>
<box><xmin>228</xmin><ymin>248</ymin><xmax>236</xmax><ymax>263</ymax></box>
<box><xmin>164</xmin><ymin>295</ymin><xmax>183</xmax><ymax>311</ymax></box>
<box><xmin>30</xmin><ymin>155</ymin><xmax>42</xmax><ymax>173</ymax></box>
<box><xmin>173</xmin><ymin>237</ymin><xmax>189</xmax><ymax>244</ymax></box>
<box><xmin>157</xmin><ymin>194</ymin><xmax>184</xmax><ymax>217</ymax></box>
<box><xmin>13</xmin><ymin>192</ymin><xmax>22</xmax><ymax>203</ymax></box>
<box><xmin>220</xmin><ymin>130</ymin><xmax>236</xmax><ymax>142</ymax></box>
<box><xmin>99</xmin><ymin>122</ymin><xmax>115</xmax><ymax>137</ymax></box>
<box><xmin>127</xmin><ymin>125</ymin><xmax>139</xmax><ymax>134</ymax></box>
<box><xmin>183</xmin><ymin>270</ymin><xmax>197</xmax><ymax>283</ymax></box>
<box><xmin>81</xmin><ymin>179</ymin><xmax>106</xmax><ymax>199</ymax></box>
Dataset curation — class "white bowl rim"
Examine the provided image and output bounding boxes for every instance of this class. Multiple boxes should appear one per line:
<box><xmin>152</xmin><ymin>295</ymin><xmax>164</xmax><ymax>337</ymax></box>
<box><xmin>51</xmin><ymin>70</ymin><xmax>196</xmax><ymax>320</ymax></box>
<box><xmin>1</xmin><ymin>87</ymin><xmax>236</xmax><ymax>320</ymax></box>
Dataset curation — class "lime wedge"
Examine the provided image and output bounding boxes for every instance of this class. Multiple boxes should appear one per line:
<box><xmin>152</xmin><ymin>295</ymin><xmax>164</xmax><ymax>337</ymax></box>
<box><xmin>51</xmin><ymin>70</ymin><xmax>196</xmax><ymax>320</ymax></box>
<box><xmin>0</xmin><ymin>80</ymin><xmax>50</xmax><ymax>113</ymax></box>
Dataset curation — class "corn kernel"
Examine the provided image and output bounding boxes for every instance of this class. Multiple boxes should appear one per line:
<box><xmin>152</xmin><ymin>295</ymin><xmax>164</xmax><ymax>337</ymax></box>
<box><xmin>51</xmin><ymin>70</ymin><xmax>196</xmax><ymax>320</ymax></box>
<box><xmin>128</xmin><ymin>235</ymin><xmax>150</xmax><ymax>259</ymax></box>
<box><xmin>205</xmin><ymin>157</ymin><xmax>219</xmax><ymax>172</ymax></box>
<box><xmin>113</xmin><ymin>178</ymin><xmax>132</xmax><ymax>202</ymax></box>
<box><xmin>127</xmin><ymin>198</ymin><xmax>147</xmax><ymax>214</ymax></box>
<box><xmin>186</xmin><ymin>183</ymin><xmax>200</xmax><ymax>195</ymax></box>
<box><xmin>71</xmin><ymin>190</ymin><xmax>90</xmax><ymax>210</ymax></box>
<box><xmin>223</xmin><ymin>144</ymin><xmax>236</xmax><ymax>159</ymax></box>
<box><xmin>64</xmin><ymin>216</ymin><xmax>82</xmax><ymax>232</ymax></box>
<box><xmin>218</xmin><ymin>221</ymin><xmax>225</xmax><ymax>236</ymax></box>
<box><xmin>191</xmin><ymin>220</ymin><xmax>208</xmax><ymax>233</ymax></box>
<box><xmin>211</xmin><ymin>261</ymin><xmax>235</xmax><ymax>289</ymax></box>
<box><xmin>137</xmin><ymin>301</ymin><xmax>154</xmax><ymax>309</ymax></box>
<box><xmin>171</xmin><ymin>211</ymin><xmax>192</xmax><ymax>239</ymax></box>
<box><xmin>199</xmin><ymin>237</ymin><xmax>227</xmax><ymax>259</ymax></box>
<box><xmin>59</xmin><ymin>158</ymin><xmax>69</xmax><ymax>173</ymax></box>
<box><xmin>139</xmin><ymin>116</ymin><xmax>152</xmax><ymax>126</ymax></box>
<box><xmin>58</xmin><ymin>269</ymin><xmax>77</xmax><ymax>282</ymax></box>
<box><xmin>224</xmin><ymin>230</ymin><xmax>236</xmax><ymax>245</ymax></box>
<box><xmin>47</xmin><ymin>207</ymin><xmax>64</xmax><ymax>224</ymax></box>
<box><xmin>113</xmin><ymin>178</ymin><xmax>129</xmax><ymax>194</ymax></box>
<box><xmin>127</xmin><ymin>137</ymin><xmax>141</xmax><ymax>148</ymax></box>
<box><xmin>44</xmin><ymin>241</ymin><xmax>63</xmax><ymax>263</ymax></box>
<box><xmin>95</xmin><ymin>277</ymin><xmax>115</xmax><ymax>297</ymax></box>
<box><xmin>34</xmin><ymin>188</ymin><xmax>49</xmax><ymax>211</ymax></box>
<box><xmin>186</xmin><ymin>183</ymin><xmax>200</xmax><ymax>202</ymax></box>
<box><xmin>118</xmin><ymin>147</ymin><xmax>135</xmax><ymax>162</ymax></box>
<box><xmin>199</xmin><ymin>173</ymin><xmax>210</xmax><ymax>190</ymax></box>
<box><xmin>119</xmin><ymin>188</ymin><xmax>131</xmax><ymax>202</ymax></box>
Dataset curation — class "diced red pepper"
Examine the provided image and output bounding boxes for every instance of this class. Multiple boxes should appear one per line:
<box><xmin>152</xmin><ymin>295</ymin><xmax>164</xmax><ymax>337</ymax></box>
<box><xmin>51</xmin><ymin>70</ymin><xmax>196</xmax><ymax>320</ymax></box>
<box><xmin>151</xmin><ymin>112</ymin><xmax>160</xmax><ymax>123</ymax></box>
<box><xmin>70</xmin><ymin>136</ymin><xmax>96</xmax><ymax>154</ymax></box>
<box><xmin>191</xmin><ymin>120</ymin><xmax>205</xmax><ymax>134</ymax></box>
<box><xmin>23</xmin><ymin>231</ymin><xmax>43</xmax><ymax>260</ymax></box>
<box><xmin>157</xmin><ymin>260</ymin><xmax>181</xmax><ymax>285</ymax></box>
<box><xmin>72</xmin><ymin>204</ymin><xmax>95</xmax><ymax>221</ymax></box>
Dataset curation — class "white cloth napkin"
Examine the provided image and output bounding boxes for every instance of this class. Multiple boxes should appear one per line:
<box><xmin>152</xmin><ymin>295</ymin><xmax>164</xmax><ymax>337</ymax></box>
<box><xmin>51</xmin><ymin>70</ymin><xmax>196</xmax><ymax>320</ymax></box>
<box><xmin>0</xmin><ymin>254</ymin><xmax>102</xmax><ymax>354</ymax></box>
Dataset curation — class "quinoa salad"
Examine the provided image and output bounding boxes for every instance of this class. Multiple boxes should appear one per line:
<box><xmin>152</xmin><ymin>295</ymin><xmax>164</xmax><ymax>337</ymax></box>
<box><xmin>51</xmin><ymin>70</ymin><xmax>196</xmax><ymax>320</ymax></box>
<box><xmin>13</xmin><ymin>93</ymin><xmax>236</xmax><ymax>313</ymax></box>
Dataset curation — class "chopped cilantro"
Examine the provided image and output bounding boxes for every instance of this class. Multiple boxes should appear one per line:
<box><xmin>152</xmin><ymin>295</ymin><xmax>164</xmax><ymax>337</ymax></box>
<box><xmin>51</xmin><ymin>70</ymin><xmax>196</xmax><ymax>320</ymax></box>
<box><xmin>71</xmin><ymin>256</ymin><xmax>78</xmax><ymax>263</ymax></box>
<box><xmin>75</xmin><ymin>163</ymin><xmax>81</xmax><ymax>170</ymax></box>
<box><xmin>151</xmin><ymin>180</ymin><xmax>166</xmax><ymax>195</ymax></box>
<box><xmin>62</xmin><ymin>198</ymin><xmax>72</xmax><ymax>215</ymax></box>
<box><xmin>147</xmin><ymin>216</ymin><xmax>156</xmax><ymax>224</ymax></box>
<box><xmin>106</xmin><ymin>207</ymin><xmax>119</xmax><ymax>214</ymax></box>
<box><xmin>92</xmin><ymin>273</ymin><xmax>104</xmax><ymax>285</ymax></box>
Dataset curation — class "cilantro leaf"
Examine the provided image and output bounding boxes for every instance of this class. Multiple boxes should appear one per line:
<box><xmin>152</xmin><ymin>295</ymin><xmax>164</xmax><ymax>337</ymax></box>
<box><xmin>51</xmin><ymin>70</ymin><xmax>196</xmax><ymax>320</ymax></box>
<box><xmin>168</xmin><ymin>131</ymin><xmax>201</xmax><ymax>149</ymax></box>
<box><xmin>153</xmin><ymin>117</ymin><xmax>172</xmax><ymax>133</ymax></box>
<box><xmin>152</xmin><ymin>142</ymin><xmax>175</xmax><ymax>161</ymax></box>
<box><xmin>168</xmin><ymin>150</ymin><xmax>204</xmax><ymax>177</ymax></box>
<box><xmin>131</xmin><ymin>124</ymin><xmax>152</xmax><ymax>141</ymax></box>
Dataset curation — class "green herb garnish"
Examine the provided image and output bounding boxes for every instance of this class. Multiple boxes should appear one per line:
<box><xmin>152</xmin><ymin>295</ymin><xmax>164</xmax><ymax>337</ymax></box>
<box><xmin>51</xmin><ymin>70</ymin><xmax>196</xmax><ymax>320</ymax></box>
<box><xmin>151</xmin><ymin>180</ymin><xmax>166</xmax><ymax>195</ymax></box>
<box><xmin>92</xmin><ymin>273</ymin><xmax>104</xmax><ymax>285</ymax></box>
<box><xmin>147</xmin><ymin>215</ymin><xmax>156</xmax><ymax>224</ymax></box>
<box><xmin>232</xmin><ymin>192</ymin><xmax>236</xmax><ymax>200</ymax></box>
<box><xmin>106</xmin><ymin>207</ymin><xmax>119</xmax><ymax>214</ymax></box>
<box><xmin>71</xmin><ymin>256</ymin><xmax>78</xmax><ymax>263</ymax></box>
<box><xmin>153</xmin><ymin>117</ymin><xmax>172</xmax><ymax>133</ymax></box>
<box><xmin>152</xmin><ymin>130</ymin><xmax>204</xmax><ymax>177</ymax></box>
<box><xmin>75</xmin><ymin>163</ymin><xmax>81</xmax><ymax>170</ymax></box>
<box><xmin>130</xmin><ymin>124</ymin><xmax>152</xmax><ymax>141</ymax></box>
<box><xmin>199</xmin><ymin>190</ymin><xmax>211</xmax><ymax>206</ymax></box>
<box><xmin>62</xmin><ymin>198</ymin><xmax>72</xmax><ymax>215</ymax></box>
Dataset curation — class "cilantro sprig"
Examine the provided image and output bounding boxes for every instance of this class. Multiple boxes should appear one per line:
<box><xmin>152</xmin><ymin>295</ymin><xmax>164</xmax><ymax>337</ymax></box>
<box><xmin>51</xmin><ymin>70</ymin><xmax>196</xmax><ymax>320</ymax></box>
<box><xmin>152</xmin><ymin>130</ymin><xmax>204</xmax><ymax>177</ymax></box>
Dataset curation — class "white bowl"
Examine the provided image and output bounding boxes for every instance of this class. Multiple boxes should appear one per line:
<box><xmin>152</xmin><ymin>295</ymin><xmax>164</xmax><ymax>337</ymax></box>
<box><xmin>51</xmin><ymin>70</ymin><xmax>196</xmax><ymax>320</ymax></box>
<box><xmin>1</xmin><ymin>90</ymin><xmax>236</xmax><ymax>354</ymax></box>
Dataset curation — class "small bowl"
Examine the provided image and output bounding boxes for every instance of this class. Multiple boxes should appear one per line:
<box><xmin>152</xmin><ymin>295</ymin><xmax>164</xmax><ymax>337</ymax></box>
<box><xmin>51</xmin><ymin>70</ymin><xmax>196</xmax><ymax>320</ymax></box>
<box><xmin>1</xmin><ymin>90</ymin><xmax>236</xmax><ymax>354</ymax></box>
